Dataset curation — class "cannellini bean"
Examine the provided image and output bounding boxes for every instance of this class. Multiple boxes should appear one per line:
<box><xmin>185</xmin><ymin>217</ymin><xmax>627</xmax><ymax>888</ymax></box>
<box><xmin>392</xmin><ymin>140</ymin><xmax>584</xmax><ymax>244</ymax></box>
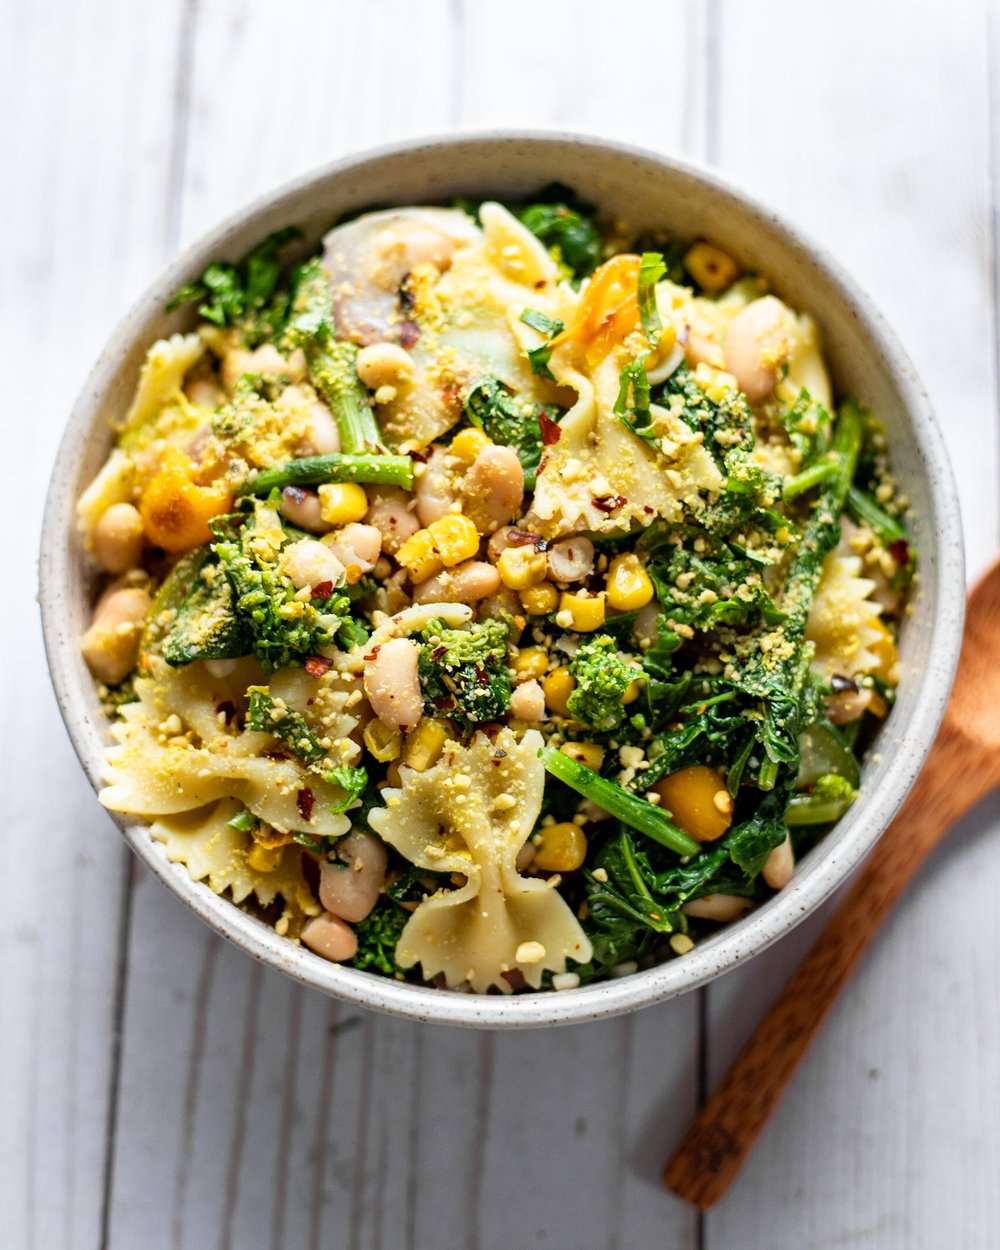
<box><xmin>363</xmin><ymin>636</ymin><xmax>423</xmax><ymax>731</ymax></box>
<box><xmin>93</xmin><ymin>503</ymin><xmax>144</xmax><ymax>574</ymax></box>
<box><xmin>547</xmin><ymin>536</ymin><xmax>594</xmax><ymax>584</ymax></box>
<box><xmin>724</xmin><ymin>296</ymin><xmax>791</xmax><ymax>402</ymax></box>
<box><xmin>478</xmin><ymin>586</ymin><xmax>522</xmax><ymax>623</ymax></box>
<box><xmin>280</xmin><ymin>487</ymin><xmax>330</xmax><ymax>534</ymax></box>
<box><xmin>826</xmin><ymin>686</ymin><xmax>876</xmax><ymax>725</ymax></box>
<box><xmin>221</xmin><ymin>343</ymin><xmax>295</xmax><ymax>394</ymax></box>
<box><xmin>184</xmin><ymin>376</ymin><xmax>225</xmax><ymax>407</ymax></box>
<box><xmin>415</xmin><ymin>446</ymin><xmax>456</xmax><ymax>526</ymax></box>
<box><xmin>510</xmin><ymin>679</ymin><xmax>545</xmax><ymax>721</ymax></box>
<box><xmin>411</xmin><ymin>560</ymin><xmax>501</xmax><ymax>605</ymax></box>
<box><xmin>762</xmin><ymin>832</ymin><xmax>795</xmax><ymax>890</ymax></box>
<box><xmin>682</xmin><ymin>894</ymin><xmax>754</xmax><ymax>923</ymax></box>
<box><xmin>319</xmin><ymin>831</ymin><xmax>388</xmax><ymax>922</ymax></box>
<box><xmin>301</xmin><ymin>912</ymin><xmax>358</xmax><ymax>963</ymax></box>
<box><xmin>462</xmin><ymin>445</ymin><xmax>524</xmax><ymax>534</ymax></box>
<box><xmin>356</xmin><ymin>343</ymin><xmax>415</xmax><ymax>391</ymax></box>
<box><xmin>280</xmin><ymin>538</ymin><xmax>345</xmax><ymax>590</ymax></box>
<box><xmin>322</xmin><ymin>523</ymin><xmax>382</xmax><ymax>574</ymax></box>
<box><xmin>302</xmin><ymin>399</ymin><xmax>340</xmax><ymax>455</ymax></box>
<box><xmin>633</xmin><ymin>600</ymin><xmax>662</xmax><ymax>646</ymax></box>
<box><xmin>683</xmin><ymin>315</ymin><xmax>726</xmax><ymax>370</ymax></box>
<box><xmin>80</xmin><ymin>586</ymin><xmax>152</xmax><ymax>685</ymax></box>
<box><xmin>364</xmin><ymin>486</ymin><xmax>420</xmax><ymax>554</ymax></box>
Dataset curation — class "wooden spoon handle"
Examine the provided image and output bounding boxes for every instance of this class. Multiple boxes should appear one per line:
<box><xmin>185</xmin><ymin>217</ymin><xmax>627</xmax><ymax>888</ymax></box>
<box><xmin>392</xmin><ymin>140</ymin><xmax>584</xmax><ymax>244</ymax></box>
<box><xmin>663</xmin><ymin>722</ymin><xmax>986</xmax><ymax>1209</ymax></box>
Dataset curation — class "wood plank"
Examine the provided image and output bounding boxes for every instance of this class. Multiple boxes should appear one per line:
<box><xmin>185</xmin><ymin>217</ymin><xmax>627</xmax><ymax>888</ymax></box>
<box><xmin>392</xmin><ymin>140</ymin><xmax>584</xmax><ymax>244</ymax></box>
<box><xmin>0</xmin><ymin>2</ymin><xmax>185</xmax><ymax>1248</ymax></box>
<box><xmin>703</xmin><ymin>1</ymin><xmax>1000</xmax><ymax>1246</ymax></box>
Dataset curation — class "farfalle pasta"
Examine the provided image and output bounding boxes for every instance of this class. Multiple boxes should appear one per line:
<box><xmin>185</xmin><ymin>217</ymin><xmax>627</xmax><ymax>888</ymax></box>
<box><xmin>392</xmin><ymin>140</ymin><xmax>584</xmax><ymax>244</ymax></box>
<box><xmin>76</xmin><ymin>188</ymin><xmax>914</xmax><ymax>992</ymax></box>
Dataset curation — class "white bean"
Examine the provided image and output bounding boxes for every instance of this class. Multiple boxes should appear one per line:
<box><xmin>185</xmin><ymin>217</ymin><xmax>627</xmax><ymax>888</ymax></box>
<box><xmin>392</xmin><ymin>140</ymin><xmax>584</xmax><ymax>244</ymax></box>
<box><xmin>462</xmin><ymin>445</ymin><xmax>524</xmax><ymax>534</ymax></box>
<box><xmin>510</xmin><ymin>679</ymin><xmax>545</xmax><ymax>721</ymax></box>
<box><xmin>319</xmin><ymin>831</ymin><xmax>387</xmax><ymax>922</ymax></box>
<box><xmin>724</xmin><ymin>296</ymin><xmax>790</xmax><ymax>402</ymax></box>
<box><xmin>411</xmin><ymin>561</ymin><xmax>501</xmax><ymax>605</ymax></box>
<box><xmin>80</xmin><ymin>586</ymin><xmax>152</xmax><ymax>685</ymax></box>
<box><xmin>323</xmin><ymin>523</ymin><xmax>382</xmax><ymax>573</ymax></box>
<box><xmin>93</xmin><ymin>502</ymin><xmax>144</xmax><ymax>574</ymax></box>
<box><xmin>301</xmin><ymin>912</ymin><xmax>358</xmax><ymax>963</ymax></box>
<box><xmin>184</xmin><ymin>376</ymin><xmax>225</xmax><ymax>407</ymax></box>
<box><xmin>280</xmin><ymin>487</ymin><xmax>330</xmax><ymax>534</ymax></box>
<box><xmin>415</xmin><ymin>446</ymin><xmax>456</xmax><ymax>526</ymax></box>
<box><xmin>363</xmin><ymin>637</ymin><xmax>423</xmax><ymax>732</ymax></box>
<box><xmin>280</xmin><ymin>538</ymin><xmax>345</xmax><ymax>590</ymax></box>
<box><xmin>827</xmin><ymin>686</ymin><xmax>875</xmax><ymax>725</ymax></box>
<box><xmin>762</xmin><ymin>832</ymin><xmax>795</xmax><ymax>890</ymax></box>
<box><xmin>547</xmin><ymin>536</ymin><xmax>594</xmax><ymax>584</ymax></box>
<box><xmin>683</xmin><ymin>315</ymin><xmax>726</xmax><ymax>370</ymax></box>
<box><xmin>221</xmin><ymin>343</ymin><xmax>295</xmax><ymax>394</ymax></box>
<box><xmin>364</xmin><ymin>486</ymin><xmax>420</xmax><ymax>554</ymax></box>
<box><xmin>356</xmin><ymin>343</ymin><xmax>415</xmax><ymax>390</ymax></box>
<box><xmin>682</xmin><ymin>894</ymin><xmax>754</xmax><ymax>923</ymax></box>
<box><xmin>303</xmin><ymin>399</ymin><xmax>340</xmax><ymax>455</ymax></box>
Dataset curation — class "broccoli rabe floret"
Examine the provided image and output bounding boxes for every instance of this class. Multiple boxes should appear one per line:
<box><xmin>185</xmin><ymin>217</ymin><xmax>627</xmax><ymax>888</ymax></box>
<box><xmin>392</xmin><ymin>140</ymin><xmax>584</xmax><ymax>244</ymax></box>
<box><xmin>351</xmin><ymin>896</ymin><xmax>408</xmax><ymax>977</ymax></box>
<box><xmin>417</xmin><ymin>618</ymin><xmax>512</xmax><ymax>734</ymax></box>
<box><xmin>567</xmin><ymin>635</ymin><xmax>638</xmax><ymax>732</ymax></box>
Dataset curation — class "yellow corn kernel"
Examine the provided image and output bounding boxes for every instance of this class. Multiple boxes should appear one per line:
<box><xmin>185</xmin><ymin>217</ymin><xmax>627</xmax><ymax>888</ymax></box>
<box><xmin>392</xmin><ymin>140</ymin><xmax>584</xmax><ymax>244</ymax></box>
<box><xmin>363</xmin><ymin>718</ymin><xmax>402</xmax><ymax>762</ymax></box>
<box><xmin>497</xmin><ymin>545</ymin><xmax>548</xmax><ymax>591</ymax></box>
<box><xmin>427</xmin><ymin>513</ymin><xmax>480</xmax><ymax>567</ymax></box>
<box><xmin>317</xmin><ymin>482</ymin><xmax>369</xmax><ymax>525</ymax></box>
<box><xmin>652</xmin><ymin>765</ymin><xmax>732</xmax><ymax>843</ymax></box>
<box><xmin>534</xmin><ymin>822</ymin><xmax>588</xmax><ymax>873</ymax></box>
<box><xmin>396</xmin><ymin>528</ymin><xmax>443</xmax><ymax>583</ymax></box>
<box><xmin>247</xmin><ymin>843</ymin><xmax>285</xmax><ymax>873</ymax></box>
<box><xmin>560</xmin><ymin>741</ymin><xmax>604</xmax><ymax>771</ymax></box>
<box><xmin>402</xmin><ymin>718</ymin><xmax>448</xmax><ymax>772</ymax></box>
<box><xmin>512</xmin><ymin>646</ymin><xmax>549</xmax><ymax>682</ymax></box>
<box><xmin>605</xmin><ymin>553</ymin><xmax>654</xmax><ymax>612</ymax></box>
<box><xmin>541</xmin><ymin>666</ymin><xmax>575</xmax><ymax>717</ymax></box>
<box><xmin>450</xmin><ymin>427</ymin><xmax>492</xmax><ymax>465</ymax></box>
<box><xmin>693</xmin><ymin>361</ymin><xmax>739</xmax><ymax>403</ymax></box>
<box><xmin>683</xmin><ymin>241</ymin><xmax>740</xmax><ymax>294</ymax></box>
<box><xmin>384</xmin><ymin>761</ymin><xmax>403</xmax><ymax>788</ymax></box>
<box><xmin>519</xmin><ymin>580</ymin><xmax>559</xmax><ymax>615</ymax></box>
<box><xmin>558</xmin><ymin>590</ymin><xmax>606</xmax><ymax>632</ymax></box>
<box><xmin>869</xmin><ymin>619</ymin><xmax>899</xmax><ymax>684</ymax></box>
<box><xmin>623</xmin><ymin>679</ymin><xmax>642</xmax><ymax>704</ymax></box>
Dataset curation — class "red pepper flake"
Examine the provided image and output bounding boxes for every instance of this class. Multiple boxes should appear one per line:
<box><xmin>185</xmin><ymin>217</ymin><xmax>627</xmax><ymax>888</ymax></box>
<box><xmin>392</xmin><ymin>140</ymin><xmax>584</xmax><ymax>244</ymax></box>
<box><xmin>888</xmin><ymin>539</ymin><xmax>910</xmax><ymax>566</ymax></box>
<box><xmin>305</xmin><ymin>656</ymin><xmax>332</xmax><ymax>678</ymax></box>
<box><xmin>592</xmin><ymin>494</ymin><xmax>627</xmax><ymax>514</ymax></box>
<box><xmin>297</xmin><ymin>788</ymin><xmax>315</xmax><ymax>823</ymax></box>
<box><xmin>311</xmin><ymin>580</ymin><xmax>333</xmax><ymax>600</ymax></box>
<box><xmin>539</xmin><ymin>410</ymin><xmax>561</xmax><ymax>446</ymax></box>
<box><xmin>506</xmin><ymin>527</ymin><xmax>548</xmax><ymax>551</ymax></box>
<box><xmin>399</xmin><ymin>319</ymin><xmax>420</xmax><ymax>349</ymax></box>
<box><xmin>501</xmin><ymin>968</ymin><xmax>527</xmax><ymax>991</ymax></box>
<box><xmin>830</xmin><ymin>673</ymin><xmax>859</xmax><ymax>694</ymax></box>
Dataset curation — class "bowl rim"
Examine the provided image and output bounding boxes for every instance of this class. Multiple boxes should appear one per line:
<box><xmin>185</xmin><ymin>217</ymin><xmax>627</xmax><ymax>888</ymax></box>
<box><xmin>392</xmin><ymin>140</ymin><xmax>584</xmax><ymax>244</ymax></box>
<box><xmin>39</xmin><ymin>128</ymin><xmax>965</xmax><ymax>1028</ymax></box>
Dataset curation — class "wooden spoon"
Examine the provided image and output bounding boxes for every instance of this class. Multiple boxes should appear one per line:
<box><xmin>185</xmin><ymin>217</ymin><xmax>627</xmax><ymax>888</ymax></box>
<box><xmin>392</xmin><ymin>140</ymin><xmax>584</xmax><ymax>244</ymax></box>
<box><xmin>664</xmin><ymin>559</ymin><xmax>1000</xmax><ymax>1209</ymax></box>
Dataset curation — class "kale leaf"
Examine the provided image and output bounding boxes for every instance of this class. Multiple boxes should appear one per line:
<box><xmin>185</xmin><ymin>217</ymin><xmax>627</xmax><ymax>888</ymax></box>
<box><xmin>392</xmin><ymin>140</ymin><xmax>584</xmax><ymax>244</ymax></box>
<box><xmin>517</xmin><ymin>185</ymin><xmax>603</xmax><ymax>281</ymax></box>
<box><xmin>464</xmin><ymin>377</ymin><xmax>560</xmax><ymax>490</ymax></box>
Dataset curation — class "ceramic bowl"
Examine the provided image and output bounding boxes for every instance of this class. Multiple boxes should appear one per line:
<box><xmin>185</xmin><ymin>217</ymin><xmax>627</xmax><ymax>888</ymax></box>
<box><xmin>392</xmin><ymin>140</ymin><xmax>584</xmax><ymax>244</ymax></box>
<box><xmin>39</xmin><ymin>132</ymin><xmax>965</xmax><ymax>1027</ymax></box>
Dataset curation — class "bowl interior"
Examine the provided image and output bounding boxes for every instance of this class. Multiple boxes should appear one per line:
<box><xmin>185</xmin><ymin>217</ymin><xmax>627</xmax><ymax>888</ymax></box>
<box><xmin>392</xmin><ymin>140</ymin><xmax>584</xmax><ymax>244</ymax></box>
<box><xmin>40</xmin><ymin>133</ymin><xmax>964</xmax><ymax>1027</ymax></box>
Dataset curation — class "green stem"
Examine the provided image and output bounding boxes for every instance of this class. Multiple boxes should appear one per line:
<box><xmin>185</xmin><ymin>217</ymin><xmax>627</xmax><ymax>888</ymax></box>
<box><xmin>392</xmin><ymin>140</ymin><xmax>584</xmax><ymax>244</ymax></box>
<box><xmin>542</xmin><ymin>747</ymin><xmax>700</xmax><ymax>857</ymax></box>
<box><xmin>237</xmin><ymin>453</ymin><xmax>413</xmax><ymax>496</ymax></box>
<box><xmin>307</xmin><ymin>341</ymin><xmax>386</xmax><ymax>454</ymax></box>
<box><xmin>785</xmin><ymin>790</ymin><xmax>858</xmax><ymax>826</ymax></box>
<box><xmin>845</xmin><ymin>485</ymin><xmax>908</xmax><ymax>545</ymax></box>
<box><xmin>783</xmin><ymin>458</ymin><xmax>838</xmax><ymax>500</ymax></box>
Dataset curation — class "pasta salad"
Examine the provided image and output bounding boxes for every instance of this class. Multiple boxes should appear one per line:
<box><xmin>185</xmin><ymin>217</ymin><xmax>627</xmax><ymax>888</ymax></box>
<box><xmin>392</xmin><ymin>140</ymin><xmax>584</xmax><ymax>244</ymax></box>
<box><xmin>76</xmin><ymin>189</ymin><xmax>914</xmax><ymax>993</ymax></box>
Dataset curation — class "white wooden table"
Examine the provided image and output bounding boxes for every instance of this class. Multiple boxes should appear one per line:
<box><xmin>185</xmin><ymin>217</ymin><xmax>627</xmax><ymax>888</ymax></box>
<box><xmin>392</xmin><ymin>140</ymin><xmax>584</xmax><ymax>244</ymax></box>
<box><xmin>5</xmin><ymin>2</ymin><xmax>1000</xmax><ymax>1246</ymax></box>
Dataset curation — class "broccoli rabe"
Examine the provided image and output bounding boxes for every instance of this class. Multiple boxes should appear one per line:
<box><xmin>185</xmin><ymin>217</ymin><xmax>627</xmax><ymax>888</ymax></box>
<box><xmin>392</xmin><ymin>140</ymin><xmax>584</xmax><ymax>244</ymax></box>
<box><xmin>566</xmin><ymin>635</ymin><xmax>638</xmax><ymax>732</ymax></box>
<box><xmin>417</xmin><ymin>618</ymin><xmax>512</xmax><ymax>733</ymax></box>
<box><xmin>464</xmin><ymin>377</ymin><xmax>559</xmax><ymax>491</ymax></box>
<box><xmin>517</xmin><ymin>186</ymin><xmax>603</xmax><ymax>282</ymax></box>
<box><xmin>351</xmin><ymin>897</ymin><xmax>408</xmax><ymax>977</ymax></box>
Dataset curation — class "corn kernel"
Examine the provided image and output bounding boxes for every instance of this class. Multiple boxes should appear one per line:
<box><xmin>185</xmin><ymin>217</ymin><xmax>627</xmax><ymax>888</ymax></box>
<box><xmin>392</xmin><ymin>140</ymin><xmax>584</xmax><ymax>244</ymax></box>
<box><xmin>397</xmin><ymin>528</ymin><xmax>443</xmax><ymax>583</ymax></box>
<box><xmin>247</xmin><ymin>843</ymin><xmax>284</xmax><ymax>873</ymax></box>
<box><xmin>652</xmin><ymin>765</ymin><xmax>732</xmax><ymax>843</ymax></box>
<box><xmin>623</xmin><ymin>679</ymin><xmax>642</xmax><ymax>704</ymax></box>
<box><xmin>693</xmin><ymin>361</ymin><xmax>739</xmax><ymax>403</ymax></box>
<box><xmin>541</xmin><ymin>667</ymin><xmax>575</xmax><ymax>716</ymax></box>
<box><xmin>450</xmin><ymin>427</ymin><xmax>492</xmax><ymax>465</ymax></box>
<box><xmin>869</xmin><ymin>619</ymin><xmax>899</xmax><ymax>684</ymax></box>
<box><xmin>512</xmin><ymin>646</ymin><xmax>549</xmax><ymax>682</ymax></box>
<box><xmin>402</xmin><ymin>718</ymin><xmax>448</xmax><ymax>771</ymax></box>
<box><xmin>497</xmin><ymin>545</ymin><xmax>548</xmax><ymax>590</ymax></box>
<box><xmin>519</xmin><ymin>580</ymin><xmax>559</xmax><ymax>615</ymax></box>
<box><xmin>684</xmin><ymin>241</ymin><xmax>740</xmax><ymax>294</ymax></box>
<box><xmin>534</xmin><ymin>822</ymin><xmax>588</xmax><ymax>873</ymax></box>
<box><xmin>140</xmin><ymin>448</ymin><xmax>232</xmax><ymax>552</ymax></box>
<box><xmin>363</xmin><ymin>718</ymin><xmax>402</xmax><ymax>762</ymax></box>
<box><xmin>427</xmin><ymin>513</ymin><xmax>480</xmax><ymax>567</ymax></box>
<box><xmin>384</xmin><ymin>761</ymin><xmax>402</xmax><ymax>787</ymax></box>
<box><xmin>318</xmin><ymin>482</ymin><xmax>369</xmax><ymax>525</ymax></box>
<box><xmin>560</xmin><ymin>741</ymin><xmax>604</xmax><ymax>771</ymax></box>
<box><xmin>558</xmin><ymin>590</ymin><xmax>606</xmax><ymax>632</ymax></box>
<box><xmin>605</xmin><ymin>553</ymin><xmax>654</xmax><ymax>611</ymax></box>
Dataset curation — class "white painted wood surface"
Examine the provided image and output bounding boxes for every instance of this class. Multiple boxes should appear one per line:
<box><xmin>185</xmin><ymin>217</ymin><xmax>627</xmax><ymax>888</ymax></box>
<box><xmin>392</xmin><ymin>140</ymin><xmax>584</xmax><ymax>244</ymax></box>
<box><xmin>4</xmin><ymin>1</ymin><xmax>999</xmax><ymax>1247</ymax></box>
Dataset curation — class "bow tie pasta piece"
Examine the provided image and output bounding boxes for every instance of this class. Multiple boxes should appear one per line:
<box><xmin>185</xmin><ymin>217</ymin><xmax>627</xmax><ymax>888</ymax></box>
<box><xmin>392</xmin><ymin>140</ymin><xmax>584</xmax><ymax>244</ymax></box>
<box><xmin>368</xmin><ymin>728</ymin><xmax>592</xmax><ymax>993</ymax></box>
<box><xmin>151</xmin><ymin>798</ymin><xmax>320</xmax><ymax>930</ymax></box>
<box><xmin>805</xmin><ymin>553</ymin><xmax>884</xmax><ymax>682</ymax></box>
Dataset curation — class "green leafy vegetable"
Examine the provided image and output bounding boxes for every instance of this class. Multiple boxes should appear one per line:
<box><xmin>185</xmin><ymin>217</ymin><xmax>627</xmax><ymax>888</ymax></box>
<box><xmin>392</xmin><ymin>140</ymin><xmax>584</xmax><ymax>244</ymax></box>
<box><xmin>160</xmin><ymin>551</ymin><xmax>250</xmax><ymax>666</ymax></box>
<box><xmin>637</xmin><ymin>252</ymin><xmax>667</xmax><ymax>344</ymax></box>
<box><xmin>246</xmin><ymin>686</ymin><xmax>326</xmax><ymax>762</ymax></box>
<box><xmin>351</xmin><ymin>896</ymin><xmax>408</xmax><ymax>977</ymax></box>
<box><xmin>519</xmin><ymin>308</ymin><xmax>566</xmax><ymax>381</ymax></box>
<box><xmin>785</xmin><ymin>773</ymin><xmax>858</xmax><ymax>826</ymax></box>
<box><xmin>566</xmin><ymin>635</ymin><xmax>639</xmax><ymax>732</ymax></box>
<box><xmin>324</xmin><ymin>765</ymin><xmax>369</xmax><ymax>814</ymax></box>
<box><xmin>417</xmin><ymin>618</ymin><xmax>512</xmax><ymax>734</ymax></box>
<box><xmin>517</xmin><ymin>187</ymin><xmax>603</xmax><ymax>281</ymax></box>
<box><xmin>236</xmin><ymin>451</ymin><xmax>413</xmax><ymax>497</ymax></box>
<box><xmin>465</xmin><ymin>377</ymin><xmax>559</xmax><ymax>490</ymax></box>
<box><xmin>614</xmin><ymin>357</ymin><xmax>657</xmax><ymax>448</ymax></box>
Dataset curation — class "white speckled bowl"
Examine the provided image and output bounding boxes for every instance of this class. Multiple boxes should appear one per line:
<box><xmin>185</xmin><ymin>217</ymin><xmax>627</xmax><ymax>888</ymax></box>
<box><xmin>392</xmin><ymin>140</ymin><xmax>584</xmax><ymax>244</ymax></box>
<box><xmin>39</xmin><ymin>133</ymin><xmax>964</xmax><ymax>1028</ymax></box>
